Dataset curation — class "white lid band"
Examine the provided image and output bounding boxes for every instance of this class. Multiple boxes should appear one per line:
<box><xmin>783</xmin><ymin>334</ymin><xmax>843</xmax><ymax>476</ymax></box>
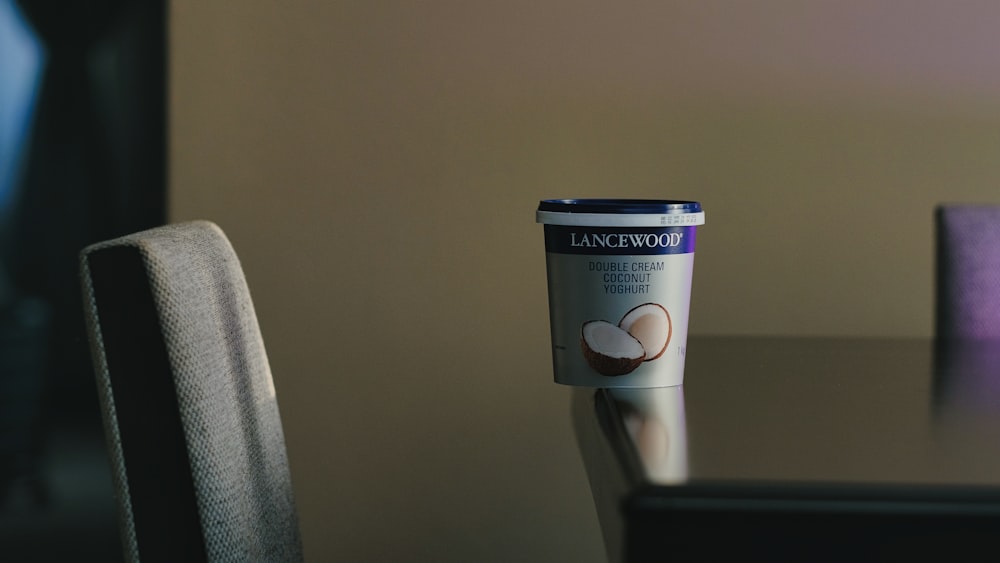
<box><xmin>536</xmin><ymin>210</ymin><xmax>705</xmax><ymax>227</ymax></box>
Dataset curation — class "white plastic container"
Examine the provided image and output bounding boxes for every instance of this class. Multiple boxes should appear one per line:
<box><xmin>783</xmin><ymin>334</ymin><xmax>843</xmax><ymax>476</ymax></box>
<box><xmin>537</xmin><ymin>199</ymin><xmax>705</xmax><ymax>387</ymax></box>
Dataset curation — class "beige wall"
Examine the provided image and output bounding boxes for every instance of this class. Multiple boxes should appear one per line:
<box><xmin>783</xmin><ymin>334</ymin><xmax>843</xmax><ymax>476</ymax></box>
<box><xmin>169</xmin><ymin>1</ymin><xmax>1000</xmax><ymax>558</ymax></box>
<box><xmin>170</xmin><ymin>1</ymin><xmax>1000</xmax><ymax>342</ymax></box>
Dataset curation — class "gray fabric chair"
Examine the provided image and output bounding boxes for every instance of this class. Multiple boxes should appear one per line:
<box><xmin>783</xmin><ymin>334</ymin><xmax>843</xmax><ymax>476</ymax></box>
<box><xmin>936</xmin><ymin>204</ymin><xmax>1000</xmax><ymax>340</ymax></box>
<box><xmin>79</xmin><ymin>221</ymin><xmax>303</xmax><ymax>562</ymax></box>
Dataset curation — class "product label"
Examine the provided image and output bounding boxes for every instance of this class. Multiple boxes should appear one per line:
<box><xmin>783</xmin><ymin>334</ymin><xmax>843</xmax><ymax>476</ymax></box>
<box><xmin>543</xmin><ymin>224</ymin><xmax>697</xmax><ymax>388</ymax></box>
<box><xmin>544</xmin><ymin>225</ymin><xmax>696</xmax><ymax>255</ymax></box>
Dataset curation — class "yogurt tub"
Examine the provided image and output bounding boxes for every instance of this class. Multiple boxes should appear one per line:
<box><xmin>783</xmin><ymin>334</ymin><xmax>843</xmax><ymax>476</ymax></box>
<box><xmin>536</xmin><ymin>199</ymin><xmax>705</xmax><ymax>387</ymax></box>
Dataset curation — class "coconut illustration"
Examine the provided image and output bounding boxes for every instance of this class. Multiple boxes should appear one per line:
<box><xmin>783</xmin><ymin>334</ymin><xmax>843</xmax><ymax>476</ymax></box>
<box><xmin>581</xmin><ymin>320</ymin><xmax>646</xmax><ymax>376</ymax></box>
<box><xmin>618</xmin><ymin>303</ymin><xmax>672</xmax><ymax>362</ymax></box>
<box><xmin>581</xmin><ymin>303</ymin><xmax>673</xmax><ymax>377</ymax></box>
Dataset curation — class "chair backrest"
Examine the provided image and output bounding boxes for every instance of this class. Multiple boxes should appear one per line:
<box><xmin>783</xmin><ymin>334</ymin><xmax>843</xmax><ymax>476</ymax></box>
<box><xmin>79</xmin><ymin>221</ymin><xmax>303</xmax><ymax>562</ymax></box>
<box><xmin>936</xmin><ymin>204</ymin><xmax>1000</xmax><ymax>340</ymax></box>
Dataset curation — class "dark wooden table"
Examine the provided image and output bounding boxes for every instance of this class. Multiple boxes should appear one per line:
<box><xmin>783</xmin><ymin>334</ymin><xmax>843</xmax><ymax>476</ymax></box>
<box><xmin>573</xmin><ymin>336</ymin><xmax>1000</xmax><ymax>562</ymax></box>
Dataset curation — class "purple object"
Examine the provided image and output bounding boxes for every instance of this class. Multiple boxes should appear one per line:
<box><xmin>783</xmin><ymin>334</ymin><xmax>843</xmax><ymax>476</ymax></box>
<box><xmin>936</xmin><ymin>204</ymin><xmax>1000</xmax><ymax>340</ymax></box>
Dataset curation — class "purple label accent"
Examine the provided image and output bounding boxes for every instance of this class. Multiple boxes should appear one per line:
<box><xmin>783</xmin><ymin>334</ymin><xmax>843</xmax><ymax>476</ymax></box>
<box><xmin>544</xmin><ymin>225</ymin><xmax>697</xmax><ymax>255</ymax></box>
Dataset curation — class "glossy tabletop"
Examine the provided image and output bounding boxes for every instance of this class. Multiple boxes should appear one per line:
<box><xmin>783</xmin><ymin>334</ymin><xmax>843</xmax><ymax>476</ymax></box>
<box><xmin>574</xmin><ymin>336</ymin><xmax>1000</xmax><ymax>562</ymax></box>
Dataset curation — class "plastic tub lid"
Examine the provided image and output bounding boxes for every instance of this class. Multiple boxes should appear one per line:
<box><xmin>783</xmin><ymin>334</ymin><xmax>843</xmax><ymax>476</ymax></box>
<box><xmin>536</xmin><ymin>199</ymin><xmax>705</xmax><ymax>227</ymax></box>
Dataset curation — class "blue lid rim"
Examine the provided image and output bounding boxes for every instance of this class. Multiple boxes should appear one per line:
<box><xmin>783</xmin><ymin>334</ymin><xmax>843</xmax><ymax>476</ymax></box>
<box><xmin>538</xmin><ymin>199</ymin><xmax>702</xmax><ymax>214</ymax></box>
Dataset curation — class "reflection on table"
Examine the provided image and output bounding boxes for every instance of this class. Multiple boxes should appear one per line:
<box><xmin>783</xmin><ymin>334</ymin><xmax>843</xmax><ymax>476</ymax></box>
<box><xmin>606</xmin><ymin>387</ymin><xmax>687</xmax><ymax>485</ymax></box>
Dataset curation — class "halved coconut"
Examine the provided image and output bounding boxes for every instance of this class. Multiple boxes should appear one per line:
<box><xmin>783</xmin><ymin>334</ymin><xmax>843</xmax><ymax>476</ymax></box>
<box><xmin>581</xmin><ymin>320</ymin><xmax>646</xmax><ymax>376</ymax></box>
<box><xmin>618</xmin><ymin>303</ymin><xmax>671</xmax><ymax>361</ymax></box>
